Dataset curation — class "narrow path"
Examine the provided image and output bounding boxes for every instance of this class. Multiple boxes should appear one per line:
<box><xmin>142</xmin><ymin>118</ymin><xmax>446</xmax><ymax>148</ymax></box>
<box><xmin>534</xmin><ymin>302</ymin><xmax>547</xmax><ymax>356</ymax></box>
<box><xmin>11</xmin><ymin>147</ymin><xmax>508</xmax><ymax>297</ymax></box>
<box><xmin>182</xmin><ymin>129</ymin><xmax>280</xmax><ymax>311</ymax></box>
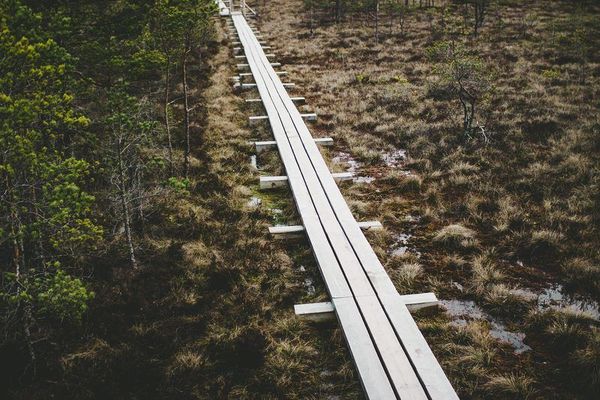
<box><xmin>220</xmin><ymin>3</ymin><xmax>458</xmax><ymax>399</ymax></box>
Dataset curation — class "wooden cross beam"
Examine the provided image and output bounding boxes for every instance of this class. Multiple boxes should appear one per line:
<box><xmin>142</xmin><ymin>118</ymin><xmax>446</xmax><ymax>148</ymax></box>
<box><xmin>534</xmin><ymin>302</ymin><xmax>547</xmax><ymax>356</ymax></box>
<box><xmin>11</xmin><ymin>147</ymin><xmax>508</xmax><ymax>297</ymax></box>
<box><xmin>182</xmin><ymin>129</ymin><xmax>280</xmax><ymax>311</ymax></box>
<box><xmin>259</xmin><ymin>172</ymin><xmax>353</xmax><ymax>189</ymax></box>
<box><xmin>294</xmin><ymin>293</ymin><xmax>439</xmax><ymax>322</ymax></box>
<box><xmin>254</xmin><ymin>136</ymin><xmax>329</xmax><ymax>152</ymax></box>
<box><xmin>269</xmin><ymin>221</ymin><xmax>383</xmax><ymax>239</ymax></box>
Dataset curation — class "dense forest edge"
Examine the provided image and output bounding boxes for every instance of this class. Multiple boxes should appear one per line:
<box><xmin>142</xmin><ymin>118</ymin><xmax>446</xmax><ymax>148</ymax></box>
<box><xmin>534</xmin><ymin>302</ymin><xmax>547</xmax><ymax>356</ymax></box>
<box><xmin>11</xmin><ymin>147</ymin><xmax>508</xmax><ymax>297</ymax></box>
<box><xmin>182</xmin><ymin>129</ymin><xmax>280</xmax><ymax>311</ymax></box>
<box><xmin>1</xmin><ymin>0</ymin><xmax>599</xmax><ymax>399</ymax></box>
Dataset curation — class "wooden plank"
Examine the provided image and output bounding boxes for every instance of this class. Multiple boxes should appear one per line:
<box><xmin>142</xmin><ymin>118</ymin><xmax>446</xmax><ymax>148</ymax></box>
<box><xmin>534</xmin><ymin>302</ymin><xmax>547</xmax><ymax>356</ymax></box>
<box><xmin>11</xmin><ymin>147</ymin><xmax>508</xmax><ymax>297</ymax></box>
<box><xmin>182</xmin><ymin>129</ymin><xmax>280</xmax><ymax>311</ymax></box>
<box><xmin>259</xmin><ymin>172</ymin><xmax>354</xmax><ymax>189</ymax></box>
<box><xmin>231</xmin><ymin>15</ymin><xmax>352</xmax><ymax>301</ymax></box>
<box><xmin>357</xmin><ymin>220</ymin><xmax>383</xmax><ymax>231</ymax></box>
<box><xmin>246</xmin><ymin>96</ymin><xmax>303</xmax><ymax>104</ymax></box>
<box><xmin>332</xmin><ymin>297</ymin><xmax>401</xmax><ymax>399</ymax></box>
<box><xmin>255</xmin><ymin>137</ymin><xmax>332</xmax><ymax>153</ymax></box>
<box><xmin>240</xmin><ymin>18</ymin><xmax>458</xmax><ymax>398</ymax></box>
<box><xmin>294</xmin><ymin>302</ymin><xmax>335</xmax><ymax>322</ymax></box>
<box><xmin>232</xmin><ymin>16</ymin><xmax>458</xmax><ymax>400</ymax></box>
<box><xmin>269</xmin><ymin>221</ymin><xmax>382</xmax><ymax>239</ymax></box>
<box><xmin>398</xmin><ymin>292</ymin><xmax>439</xmax><ymax>311</ymax></box>
<box><xmin>295</xmin><ymin>293</ymin><xmax>439</xmax><ymax>321</ymax></box>
<box><xmin>259</xmin><ymin>175</ymin><xmax>287</xmax><ymax>189</ymax></box>
<box><xmin>268</xmin><ymin>225</ymin><xmax>304</xmax><ymax>238</ymax></box>
<box><xmin>314</xmin><ymin>137</ymin><xmax>334</xmax><ymax>146</ymax></box>
<box><xmin>236</xmin><ymin>21</ymin><xmax>427</xmax><ymax>398</ymax></box>
<box><xmin>250</xmin><ymin>112</ymin><xmax>311</xmax><ymax>123</ymax></box>
<box><xmin>249</xmin><ymin>115</ymin><xmax>268</xmax><ymax>124</ymax></box>
<box><xmin>300</xmin><ymin>112</ymin><xmax>317</xmax><ymax>121</ymax></box>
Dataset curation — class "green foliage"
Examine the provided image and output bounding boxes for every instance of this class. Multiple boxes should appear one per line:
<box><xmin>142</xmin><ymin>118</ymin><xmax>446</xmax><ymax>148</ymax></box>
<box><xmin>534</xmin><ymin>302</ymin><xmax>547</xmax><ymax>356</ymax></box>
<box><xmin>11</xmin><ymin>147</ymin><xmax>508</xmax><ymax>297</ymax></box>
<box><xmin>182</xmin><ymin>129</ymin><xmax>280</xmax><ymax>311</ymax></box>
<box><xmin>541</xmin><ymin>67</ymin><xmax>561</xmax><ymax>80</ymax></box>
<box><xmin>32</xmin><ymin>269</ymin><xmax>95</xmax><ymax>321</ymax></box>
<box><xmin>1</xmin><ymin>268</ymin><xmax>94</xmax><ymax>322</ymax></box>
<box><xmin>167</xmin><ymin>176</ymin><xmax>191</xmax><ymax>194</ymax></box>
<box><xmin>0</xmin><ymin>0</ymin><xmax>101</xmax><ymax>353</ymax></box>
<box><xmin>355</xmin><ymin>73</ymin><xmax>369</xmax><ymax>84</ymax></box>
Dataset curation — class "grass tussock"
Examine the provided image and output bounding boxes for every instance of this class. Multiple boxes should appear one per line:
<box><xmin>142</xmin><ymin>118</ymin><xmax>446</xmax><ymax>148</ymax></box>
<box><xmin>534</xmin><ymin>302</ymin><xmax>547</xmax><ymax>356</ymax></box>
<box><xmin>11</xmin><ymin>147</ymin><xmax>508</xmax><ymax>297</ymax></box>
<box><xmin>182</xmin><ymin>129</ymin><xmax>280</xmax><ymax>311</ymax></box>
<box><xmin>484</xmin><ymin>373</ymin><xmax>537</xmax><ymax>400</ymax></box>
<box><xmin>433</xmin><ymin>223</ymin><xmax>479</xmax><ymax>250</ymax></box>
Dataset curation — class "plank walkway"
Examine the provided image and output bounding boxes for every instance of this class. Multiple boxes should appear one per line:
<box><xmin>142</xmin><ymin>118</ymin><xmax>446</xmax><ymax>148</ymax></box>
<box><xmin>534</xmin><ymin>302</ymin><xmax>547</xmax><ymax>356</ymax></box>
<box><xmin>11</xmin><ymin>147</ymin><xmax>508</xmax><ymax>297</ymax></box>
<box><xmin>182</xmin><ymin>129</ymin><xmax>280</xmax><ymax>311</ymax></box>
<box><xmin>220</xmin><ymin>4</ymin><xmax>458</xmax><ymax>399</ymax></box>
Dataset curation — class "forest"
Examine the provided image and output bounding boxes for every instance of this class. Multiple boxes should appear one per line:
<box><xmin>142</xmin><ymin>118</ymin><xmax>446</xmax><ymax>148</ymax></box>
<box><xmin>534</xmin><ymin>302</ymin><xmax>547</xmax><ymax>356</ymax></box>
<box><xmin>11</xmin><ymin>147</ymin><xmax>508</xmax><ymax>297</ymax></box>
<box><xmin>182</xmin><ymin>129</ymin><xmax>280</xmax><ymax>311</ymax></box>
<box><xmin>1</xmin><ymin>0</ymin><xmax>599</xmax><ymax>399</ymax></box>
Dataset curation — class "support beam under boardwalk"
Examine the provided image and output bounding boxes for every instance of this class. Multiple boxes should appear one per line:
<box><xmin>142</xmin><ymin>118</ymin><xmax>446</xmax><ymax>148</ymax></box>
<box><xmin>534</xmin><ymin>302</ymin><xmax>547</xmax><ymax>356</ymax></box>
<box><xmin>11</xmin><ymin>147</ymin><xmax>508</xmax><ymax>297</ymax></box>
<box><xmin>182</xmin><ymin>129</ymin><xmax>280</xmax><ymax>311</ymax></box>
<box><xmin>294</xmin><ymin>292</ymin><xmax>439</xmax><ymax>322</ymax></box>
<box><xmin>255</xmin><ymin>136</ymin><xmax>330</xmax><ymax>152</ymax></box>
<box><xmin>259</xmin><ymin>172</ymin><xmax>353</xmax><ymax>189</ymax></box>
<box><xmin>269</xmin><ymin>221</ymin><xmax>382</xmax><ymax>239</ymax></box>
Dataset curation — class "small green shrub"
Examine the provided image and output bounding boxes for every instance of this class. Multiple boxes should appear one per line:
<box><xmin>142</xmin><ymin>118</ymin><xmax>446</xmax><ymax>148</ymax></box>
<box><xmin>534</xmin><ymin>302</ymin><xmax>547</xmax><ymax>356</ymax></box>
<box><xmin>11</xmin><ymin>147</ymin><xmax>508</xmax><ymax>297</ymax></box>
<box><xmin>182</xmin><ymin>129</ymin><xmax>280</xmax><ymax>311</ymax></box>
<box><xmin>354</xmin><ymin>73</ymin><xmax>368</xmax><ymax>84</ymax></box>
<box><xmin>167</xmin><ymin>176</ymin><xmax>191</xmax><ymax>195</ymax></box>
<box><xmin>541</xmin><ymin>67</ymin><xmax>561</xmax><ymax>80</ymax></box>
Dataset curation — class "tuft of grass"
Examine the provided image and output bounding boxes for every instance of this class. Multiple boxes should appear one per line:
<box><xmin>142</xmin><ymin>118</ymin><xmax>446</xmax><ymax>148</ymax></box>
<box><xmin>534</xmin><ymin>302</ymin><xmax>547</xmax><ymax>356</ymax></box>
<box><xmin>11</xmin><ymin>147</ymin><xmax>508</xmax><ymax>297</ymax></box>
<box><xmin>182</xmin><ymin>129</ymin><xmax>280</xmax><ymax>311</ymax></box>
<box><xmin>493</xmin><ymin>195</ymin><xmax>527</xmax><ymax>233</ymax></box>
<box><xmin>456</xmin><ymin>321</ymin><xmax>498</xmax><ymax>368</ymax></box>
<box><xmin>484</xmin><ymin>373</ymin><xmax>537</xmax><ymax>399</ymax></box>
<box><xmin>167</xmin><ymin>349</ymin><xmax>206</xmax><ymax>377</ymax></box>
<box><xmin>433</xmin><ymin>223</ymin><xmax>479</xmax><ymax>250</ymax></box>
<box><xmin>471</xmin><ymin>251</ymin><xmax>504</xmax><ymax>292</ymax></box>
<box><xmin>527</xmin><ymin>308</ymin><xmax>594</xmax><ymax>352</ymax></box>
<box><xmin>524</xmin><ymin>229</ymin><xmax>564</xmax><ymax>262</ymax></box>
<box><xmin>482</xmin><ymin>283</ymin><xmax>532</xmax><ymax>317</ymax></box>
<box><xmin>397</xmin><ymin>174</ymin><xmax>423</xmax><ymax>193</ymax></box>
<box><xmin>391</xmin><ymin>262</ymin><xmax>423</xmax><ymax>292</ymax></box>
<box><xmin>571</xmin><ymin>328</ymin><xmax>600</xmax><ymax>394</ymax></box>
<box><xmin>562</xmin><ymin>257</ymin><xmax>600</xmax><ymax>296</ymax></box>
<box><xmin>445</xmin><ymin>254</ymin><xmax>468</xmax><ymax>272</ymax></box>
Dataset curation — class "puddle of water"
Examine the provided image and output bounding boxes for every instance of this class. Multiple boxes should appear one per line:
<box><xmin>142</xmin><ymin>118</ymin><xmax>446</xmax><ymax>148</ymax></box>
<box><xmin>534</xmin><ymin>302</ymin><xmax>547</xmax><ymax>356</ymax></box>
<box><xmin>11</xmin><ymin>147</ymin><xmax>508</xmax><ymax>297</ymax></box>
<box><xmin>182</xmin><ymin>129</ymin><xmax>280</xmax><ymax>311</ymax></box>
<box><xmin>354</xmin><ymin>175</ymin><xmax>376</xmax><ymax>183</ymax></box>
<box><xmin>538</xmin><ymin>284</ymin><xmax>600</xmax><ymax>320</ymax></box>
<box><xmin>488</xmin><ymin>322</ymin><xmax>530</xmax><ymax>354</ymax></box>
<box><xmin>332</xmin><ymin>151</ymin><xmax>360</xmax><ymax>173</ymax></box>
<box><xmin>404</xmin><ymin>214</ymin><xmax>421</xmax><ymax>223</ymax></box>
<box><xmin>392</xmin><ymin>246</ymin><xmax>409</xmax><ymax>256</ymax></box>
<box><xmin>505</xmin><ymin>285</ymin><xmax>600</xmax><ymax>320</ymax></box>
<box><xmin>332</xmin><ymin>151</ymin><xmax>375</xmax><ymax>183</ymax></box>
<box><xmin>389</xmin><ymin>233</ymin><xmax>421</xmax><ymax>257</ymax></box>
<box><xmin>247</xmin><ymin>196</ymin><xmax>262</xmax><ymax>208</ymax></box>
<box><xmin>382</xmin><ymin>149</ymin><xmax>407</xmax><ymax>167</ymax></box>
<box><xmin>304</xmin><ymin>277</ymin><xmax>316</xmax><ymax>295</ymax></box>
<box><xmin>271</xmin><ymin>208</ymin><xmax>287</xmax><ymax>226</ymax></box>
<box><xmin>441</xmin><ymin>299</ymin><xmax>532</xmax><ymax>354</ymax></box>
<box><xmin>298</xmin><ymin>265</ymin><xmax>316</xmax><ymax>296</ymax></box>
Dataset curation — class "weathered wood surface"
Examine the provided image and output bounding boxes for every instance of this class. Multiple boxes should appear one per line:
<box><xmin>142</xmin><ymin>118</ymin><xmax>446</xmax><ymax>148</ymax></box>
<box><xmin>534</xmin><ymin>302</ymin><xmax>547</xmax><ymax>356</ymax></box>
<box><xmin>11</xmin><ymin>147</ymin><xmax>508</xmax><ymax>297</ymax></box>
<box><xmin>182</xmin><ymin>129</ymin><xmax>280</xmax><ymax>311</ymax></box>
<box><xmin>217</xmin><ymin>0</ymin><xmax>229</xmax><ymax>16</ymax></box>
<box><xmin>295</xmin><ymin>293</ymin><xmax>439</xmax><ymax>321</ymax></box>
<box><xmin>230</xmin><ymin>12</ymin><xmax>459</xmax><ymax>400</ymax></box>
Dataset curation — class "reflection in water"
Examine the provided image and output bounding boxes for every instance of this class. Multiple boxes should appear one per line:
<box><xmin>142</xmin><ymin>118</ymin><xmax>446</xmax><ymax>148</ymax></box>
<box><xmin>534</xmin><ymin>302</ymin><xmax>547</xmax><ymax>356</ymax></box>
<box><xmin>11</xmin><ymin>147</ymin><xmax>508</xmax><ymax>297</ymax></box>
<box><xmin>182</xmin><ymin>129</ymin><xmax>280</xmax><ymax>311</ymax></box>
<box><xmin>441</xmin><ymin>299</ymin><xmax>532</xmax><ymax>354</ymax></box>
<box><xmin>382</xmin><ymin>149</ymin><xmax>407</xmax><ymax>167</ymax></box>
<box><xmin>389</xmin><ymin>233</ymin><xmax>421</xmax><ymax>258</ymax></box>
<box><xmin>537</xmin><ymin>285</ymin><xmax>599</xmax><ymax>319</ymax></box>
<box><xmin>247</xmin><ymin>196</ymin><xmax>261</xmax><ymax>208</ymax></box>
<box><xmin>332</xmin><ymin>151</ymin><xmax>375</xmax><ymax>183</ymax></box>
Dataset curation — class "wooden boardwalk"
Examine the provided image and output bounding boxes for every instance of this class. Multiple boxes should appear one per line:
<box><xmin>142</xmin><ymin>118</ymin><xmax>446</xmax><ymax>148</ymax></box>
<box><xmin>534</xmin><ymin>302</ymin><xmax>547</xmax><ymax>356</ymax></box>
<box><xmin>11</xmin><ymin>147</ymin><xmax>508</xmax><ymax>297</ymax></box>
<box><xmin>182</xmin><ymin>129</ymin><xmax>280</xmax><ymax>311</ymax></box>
<box><xmin>222</xmin><ymin>4</ymin><xmax>458</xmax><ymax>399</ymax></box>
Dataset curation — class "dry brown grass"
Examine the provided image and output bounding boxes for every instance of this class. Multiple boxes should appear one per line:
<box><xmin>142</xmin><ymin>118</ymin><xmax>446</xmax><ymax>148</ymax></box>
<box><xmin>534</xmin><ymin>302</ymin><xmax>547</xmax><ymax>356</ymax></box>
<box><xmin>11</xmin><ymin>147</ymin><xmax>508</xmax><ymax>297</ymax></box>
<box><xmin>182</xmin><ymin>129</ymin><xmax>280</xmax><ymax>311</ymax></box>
<box><xmin>255</xmin><ymin>0</ymin><xmax>600</xmax><ymax>397</ymax></box>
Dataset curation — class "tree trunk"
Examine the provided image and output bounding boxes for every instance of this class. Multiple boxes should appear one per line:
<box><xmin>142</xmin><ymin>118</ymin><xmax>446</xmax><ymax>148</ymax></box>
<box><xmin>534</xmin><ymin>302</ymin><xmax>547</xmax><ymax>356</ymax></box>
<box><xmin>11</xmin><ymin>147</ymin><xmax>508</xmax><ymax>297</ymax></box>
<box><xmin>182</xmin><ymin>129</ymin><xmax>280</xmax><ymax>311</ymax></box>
<box><xmin>23</xmin><ymin>302</ymin><xmax>37</xmax><ymax>376</ymax></box>
<box><xmin>375</xmin><ymin>1</ymin><xmax>379</xmax><ymax>43</ymax></box>
<box><xmin>117</xmin><ymin>140</ymin><xmax>137</xmax><ymax>269</ymax></box>
<box><xmin>182</xmin><ymin>36</ymin><xmax>191</xmax><ymax>178</ymax></box>
<box><xmin>164</xmin><ymin>55</ymin><xmax>174</xmax><ymax>175</ymax></box>
<box><xmin>310</xmin><ymin>5</ymin><xmax>314</xmax><ymax>37</ymax></box>
<box><xmin>336</xmin><ymin>0</ymin><xmax>342</xmax><ymax>23</ymax></box>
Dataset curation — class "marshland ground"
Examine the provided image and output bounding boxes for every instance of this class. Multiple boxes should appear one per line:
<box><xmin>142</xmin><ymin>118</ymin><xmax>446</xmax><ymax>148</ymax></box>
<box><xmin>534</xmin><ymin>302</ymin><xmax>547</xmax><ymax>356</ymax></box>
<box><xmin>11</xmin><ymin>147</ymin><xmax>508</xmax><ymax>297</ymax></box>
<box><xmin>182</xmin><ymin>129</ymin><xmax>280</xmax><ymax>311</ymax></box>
<box><xmin>1</xmin><ymin>0</ymin><xmax>599</xmax><ymax>399</ymax></box>
<box><xmin>251</xmin><ymin>0</ymin><xmax>600</xmax><ymax>398</ymax></box>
